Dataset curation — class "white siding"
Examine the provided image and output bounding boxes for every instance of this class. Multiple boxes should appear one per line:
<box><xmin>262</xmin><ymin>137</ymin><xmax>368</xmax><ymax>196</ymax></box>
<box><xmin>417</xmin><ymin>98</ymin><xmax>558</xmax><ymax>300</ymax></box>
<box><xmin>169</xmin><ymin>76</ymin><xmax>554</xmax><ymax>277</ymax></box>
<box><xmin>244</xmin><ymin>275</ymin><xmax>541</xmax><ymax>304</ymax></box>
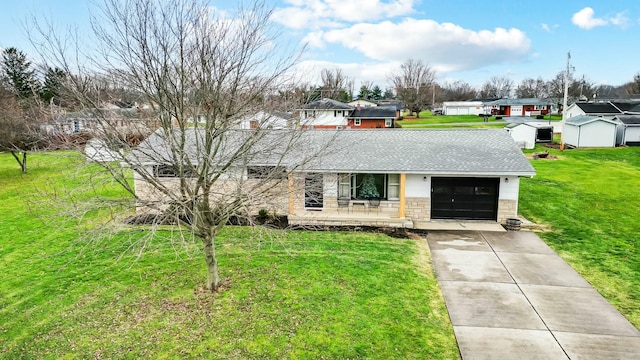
<box><xmin>299</xmin><ymin>110</ymin><xmax>348</xmax><ymax>127</ymax></box>
<box><xmin>405</xmin><ymin>174</ymin><xmax>431</xmax><ymax>197</ymax></box>
<box><xmin>442</xmin><ymin>101</ymin><xmax>484</xmax><ymax>116</ymax></box>
<box><xmin>563</xmin><ymin>124</ymin><xmax>580</xmax><ymax>147</ymax></box>
<box><xmin>624</xmin><ymin>126</ymin><xmax>640</xmax><ymax>144</ymax></box>
<box><xmin>566</xmin><ymin>121</ymin><xmax>617</xmax><ymax>147</ymax></box>
<box><xmin>563</xmin><ymin>104</ymin><xmax>585</xmax><ymax>119</ymax></box>
<box><xmin>499</xmin><ymin>177</ymin><xmax>520</xmax><ymax>200</ymax></box>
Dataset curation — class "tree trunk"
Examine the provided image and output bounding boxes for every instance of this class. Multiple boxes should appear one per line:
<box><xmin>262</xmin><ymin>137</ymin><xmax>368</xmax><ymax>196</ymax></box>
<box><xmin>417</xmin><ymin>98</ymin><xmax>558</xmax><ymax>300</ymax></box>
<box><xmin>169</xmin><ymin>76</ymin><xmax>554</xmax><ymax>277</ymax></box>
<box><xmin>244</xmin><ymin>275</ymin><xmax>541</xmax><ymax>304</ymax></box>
<box><xmin>203</xmin><ymin>235</ymin><xmax>219</xmax><ymax>291</ymax></box>
<box><xmin>10</xmin><ymin>151</ymin><xmax>27</xmax><ymax>173</ymax></box>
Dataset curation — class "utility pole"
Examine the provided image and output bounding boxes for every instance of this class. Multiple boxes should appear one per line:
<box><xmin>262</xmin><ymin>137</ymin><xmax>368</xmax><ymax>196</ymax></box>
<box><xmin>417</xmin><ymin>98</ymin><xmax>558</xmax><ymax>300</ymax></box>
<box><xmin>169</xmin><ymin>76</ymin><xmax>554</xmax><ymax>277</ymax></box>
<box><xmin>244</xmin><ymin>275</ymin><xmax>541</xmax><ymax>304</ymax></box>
<box><xmin>561</xmin><ymin>52</ymin><xmax>571</xmax><ymax>151</ymax></box>
<box><xmin>562</xmin><ymin>52</ymin><xmax>571</xmax><ymax>117</ymax></box>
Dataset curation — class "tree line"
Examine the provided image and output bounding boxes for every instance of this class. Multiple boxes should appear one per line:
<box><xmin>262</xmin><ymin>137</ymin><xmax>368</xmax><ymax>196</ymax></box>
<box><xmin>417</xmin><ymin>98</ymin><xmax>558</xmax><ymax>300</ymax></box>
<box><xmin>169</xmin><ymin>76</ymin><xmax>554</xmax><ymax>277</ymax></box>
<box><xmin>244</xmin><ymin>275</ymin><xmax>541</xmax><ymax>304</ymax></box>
<box><xmin>296</xmin><ymin>61</ymin><xmax>640</xmax><ymax>118</ymax></box>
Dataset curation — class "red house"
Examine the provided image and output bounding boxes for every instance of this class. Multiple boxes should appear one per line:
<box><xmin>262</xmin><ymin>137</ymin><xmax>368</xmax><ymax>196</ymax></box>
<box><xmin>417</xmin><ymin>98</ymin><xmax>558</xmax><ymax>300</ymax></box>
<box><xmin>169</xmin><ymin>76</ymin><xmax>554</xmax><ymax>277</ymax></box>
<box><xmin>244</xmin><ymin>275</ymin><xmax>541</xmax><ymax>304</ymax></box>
<box><xmin>347</xmin><ymin>105</ymin><xmax>397</xmax><ymax>128</ymax></box>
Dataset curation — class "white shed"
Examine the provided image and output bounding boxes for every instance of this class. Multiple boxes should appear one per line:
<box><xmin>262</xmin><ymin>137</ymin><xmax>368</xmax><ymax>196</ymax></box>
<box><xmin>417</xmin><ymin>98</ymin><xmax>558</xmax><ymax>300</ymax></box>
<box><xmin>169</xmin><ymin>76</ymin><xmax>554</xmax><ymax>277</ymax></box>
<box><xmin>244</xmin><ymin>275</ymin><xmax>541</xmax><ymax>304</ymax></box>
<box><xmin>442</xmin><ymin>101</ymin><xmax>484</xmax><ymax>115</ymax></box>
<box><xmin>504</xmin><ymin>123</ymin><xmax>553</xmax><ymax>149</ymax></box>
<box><xmin>563</xmin><ymin>115</ymin><xmax>620</xmax><ymax>148</ymax></box>
<box><xmin>614</xmin><ymin>115</ymin><xmax>640</xmax><ymax>146</ymax></box>
<box><xmin>84</xmin><ymin>139</ymin><xmax>122</xmax><ymax>162</ymax></box>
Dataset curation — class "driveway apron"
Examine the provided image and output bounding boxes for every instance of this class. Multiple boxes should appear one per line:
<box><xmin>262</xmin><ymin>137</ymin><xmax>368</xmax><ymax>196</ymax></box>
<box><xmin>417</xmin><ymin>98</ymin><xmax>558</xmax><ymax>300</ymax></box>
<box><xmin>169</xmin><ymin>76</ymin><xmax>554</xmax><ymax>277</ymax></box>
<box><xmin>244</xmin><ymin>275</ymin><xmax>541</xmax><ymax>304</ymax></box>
<box><xmin>427</xmin><ymin>230</ymin><xmax>640</xmax><ymax>360</ymax></box>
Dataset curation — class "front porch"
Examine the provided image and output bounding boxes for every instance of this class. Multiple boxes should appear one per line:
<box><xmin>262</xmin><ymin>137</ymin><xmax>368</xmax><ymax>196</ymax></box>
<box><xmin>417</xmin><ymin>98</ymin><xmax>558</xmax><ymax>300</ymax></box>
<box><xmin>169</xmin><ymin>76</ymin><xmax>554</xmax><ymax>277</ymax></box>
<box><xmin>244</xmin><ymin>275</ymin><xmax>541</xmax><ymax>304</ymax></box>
<box><xmin>287</xmin><ymin>205</ymin><xmax>506</xmax><ymax>232</ymax></box>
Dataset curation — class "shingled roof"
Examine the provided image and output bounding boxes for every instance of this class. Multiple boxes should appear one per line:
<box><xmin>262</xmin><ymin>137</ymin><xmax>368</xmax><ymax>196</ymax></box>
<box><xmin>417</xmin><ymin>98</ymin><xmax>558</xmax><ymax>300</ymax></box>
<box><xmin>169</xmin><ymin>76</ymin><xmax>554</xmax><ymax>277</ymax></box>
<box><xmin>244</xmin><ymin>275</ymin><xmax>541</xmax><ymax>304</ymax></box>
<box><xmin>349</xmin><ymin>106</ymin><xmax>396</xmax><ymax>119</ymax></box>
<box><xmin>301</xmin><ymin>98</ymin><xmax>353</xmax><ymax>110</ymax></box>
<box><xmin>565</xmin><ymin>115</ymin><xmax>620</xmax><ymax>126</ymax></box>
<box><xmin>130</xmin><ymin>129</ymin><xmax>535</xmax><ymax>176</ymax></box>
<box><xmin>615</xmin><ymin>115</ymin><xmax>640</xmax><ymax>125</ymax></box>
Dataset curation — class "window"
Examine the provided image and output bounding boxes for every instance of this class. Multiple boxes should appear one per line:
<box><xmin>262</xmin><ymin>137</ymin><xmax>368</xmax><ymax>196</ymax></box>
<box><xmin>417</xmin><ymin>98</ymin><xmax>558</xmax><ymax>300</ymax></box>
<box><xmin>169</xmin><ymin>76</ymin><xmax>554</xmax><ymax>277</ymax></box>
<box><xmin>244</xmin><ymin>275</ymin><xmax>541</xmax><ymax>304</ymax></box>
<box><xmin>247</xmin><ymin>166</ymin><xmax>286</xmax><ymax>179</ymax></box>
<box><xmin>154</xmin><ymin>165</ymin><xmax>194</xmax><ymax>178</ymax></box>
<box><xmin>337</xmin><ymin>173</ymin><xmax>400</xmax><ymax>200</ymax></box>
<box><xmin>354</xmin><ymin>118</ymin><xmax>361</xmax><ymax>126</ymax></box>
<box><xmin>387</xmin><ymin>174</ymin><xmax>400</xmax><ymax>200</ymax></box>
<box><xmin>338</xmin><ymin>174</ymin><xmax>351</xmax><ymax>198</ymax></box>
<box><xmin>534</xmin><ymin>105</ymin><xmax>546</xmax><ymax>110</ymax></box>
<box><xmin>385</xmin><ymin>119</ymin><xmax>392</xmax><ymax>128</ymax></box>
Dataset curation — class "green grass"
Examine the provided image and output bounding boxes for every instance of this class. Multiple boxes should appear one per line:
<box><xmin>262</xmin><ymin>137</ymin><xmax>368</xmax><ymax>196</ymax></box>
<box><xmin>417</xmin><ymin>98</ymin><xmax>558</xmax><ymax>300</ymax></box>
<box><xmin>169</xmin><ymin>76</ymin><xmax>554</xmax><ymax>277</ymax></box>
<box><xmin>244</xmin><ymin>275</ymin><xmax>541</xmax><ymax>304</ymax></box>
<box><xmin>0</xmin><ymin>152</ymin><xmax>458</xmax><ymax>359</ymax></box>
<box><xmin>519</xmin><ymin>146</ymin><xmax>640</xmax><ymax>327</ymax></box>
<box><xmin>399</xmin><ymin>114</ymin><xmax>498</xmax><ymax>125</ymax></box>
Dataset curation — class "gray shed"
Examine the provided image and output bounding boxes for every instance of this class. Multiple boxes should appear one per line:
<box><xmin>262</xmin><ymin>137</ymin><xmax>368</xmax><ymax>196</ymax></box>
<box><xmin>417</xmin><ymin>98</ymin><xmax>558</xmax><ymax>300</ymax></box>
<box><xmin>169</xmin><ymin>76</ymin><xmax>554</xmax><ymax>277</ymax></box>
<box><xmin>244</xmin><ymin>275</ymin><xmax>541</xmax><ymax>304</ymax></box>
<box><xmin>614</xmin><ymin>115</ymin><xmax>640</xmax><ymax>146</ymax></box>
<box><xmin>563</xmin><ymin>115</ymin><xmax>620</xmax><ymax>148</ymax></box>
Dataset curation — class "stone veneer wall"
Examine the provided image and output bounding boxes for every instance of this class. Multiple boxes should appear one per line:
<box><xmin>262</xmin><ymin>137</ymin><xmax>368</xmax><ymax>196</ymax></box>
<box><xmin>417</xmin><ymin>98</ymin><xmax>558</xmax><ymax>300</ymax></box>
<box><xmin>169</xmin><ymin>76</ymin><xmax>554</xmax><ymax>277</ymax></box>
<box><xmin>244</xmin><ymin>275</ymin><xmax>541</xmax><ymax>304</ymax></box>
<box><xmin>404</xmin><ymin>197</ymin><xmax>431</xmax><ymax>222</ymax></box>
<box><xmin>134</xmin><ymin>175</ymin><xmax>291</xmax><ymax>215</ymax></box>
<box><xmin>497</xmin><ymin>199</ymin><xmax>518</xmax><ymax>223</ymax></box>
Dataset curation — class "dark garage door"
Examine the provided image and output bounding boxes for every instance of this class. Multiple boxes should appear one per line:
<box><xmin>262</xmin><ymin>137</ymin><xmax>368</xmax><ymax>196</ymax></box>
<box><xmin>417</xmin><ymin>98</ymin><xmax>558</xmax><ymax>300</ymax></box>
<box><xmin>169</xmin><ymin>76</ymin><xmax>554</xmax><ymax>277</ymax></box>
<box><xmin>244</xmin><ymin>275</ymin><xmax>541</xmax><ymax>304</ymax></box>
<box><xmin>431</xmin><ymin>177</ymin><xmax>499</xmax><ymax>220</ymax></box>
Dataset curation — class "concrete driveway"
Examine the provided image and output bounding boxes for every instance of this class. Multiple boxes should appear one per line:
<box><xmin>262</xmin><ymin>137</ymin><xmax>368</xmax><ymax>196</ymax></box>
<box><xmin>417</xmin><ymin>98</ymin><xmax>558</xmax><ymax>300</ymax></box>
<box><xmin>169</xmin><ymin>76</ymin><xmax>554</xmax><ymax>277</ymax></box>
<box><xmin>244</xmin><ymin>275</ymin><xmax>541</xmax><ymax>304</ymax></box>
<box><xmin>427</xmin><ymin>230</ymin><xmax>640</xmax><ymax>359</ymax></box>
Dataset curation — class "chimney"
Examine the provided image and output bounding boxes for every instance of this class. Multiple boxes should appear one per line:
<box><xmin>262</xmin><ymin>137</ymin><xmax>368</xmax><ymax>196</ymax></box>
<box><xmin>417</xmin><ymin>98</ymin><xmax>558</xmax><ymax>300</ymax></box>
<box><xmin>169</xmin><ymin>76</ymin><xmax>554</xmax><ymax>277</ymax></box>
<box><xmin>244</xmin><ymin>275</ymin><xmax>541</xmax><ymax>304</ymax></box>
<box><xmin>357</xmin><ymin>103</ymin><xmax>361</xmax><ymax>110</ymax></box>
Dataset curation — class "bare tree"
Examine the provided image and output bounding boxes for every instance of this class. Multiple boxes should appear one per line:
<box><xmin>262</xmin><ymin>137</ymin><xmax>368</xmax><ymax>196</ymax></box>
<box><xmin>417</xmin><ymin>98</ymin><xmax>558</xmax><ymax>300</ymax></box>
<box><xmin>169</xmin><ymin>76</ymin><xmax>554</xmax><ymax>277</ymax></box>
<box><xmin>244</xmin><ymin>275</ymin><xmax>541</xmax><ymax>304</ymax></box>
<box><xmin>0</xmin><ymin>86</ymin><xmax>45</xmax><ymax>173</ymax></box>
<box><xmin>388</xmin><ymin>59</ymin><xmax>436</xmax><ymax>117</ymax></box>
<box><xmin>478</xmin><ymin>75</ymin><xmax>513</xmax><ymax>99</ymax></box>
<box><xmin>319</xmin><ymin>68</ymin><xmax>352</xmax><ymax>102</ymax></box>
<box><xmin>32</xmin><ymin>0</ymin><xmax>330</xmax><ymax>292</ymax></box>
<box><xmin>515</xmin><ymin>77</ymin><xmax>548</xmax><ymax>99</ymax></box>
<box><xmin>625</xmin><ymin>73</ymin><xmax>640</xmax><ymax>95</ymax></box>
<box><xmin>440</xmin><ymin>80</ymin><xmax>477</xmax><ymax>101</ymax></box>
<box><xmin>0</xmin><ymin>49</ymin><xmax>47</xmax><ymax>173</ymax></box>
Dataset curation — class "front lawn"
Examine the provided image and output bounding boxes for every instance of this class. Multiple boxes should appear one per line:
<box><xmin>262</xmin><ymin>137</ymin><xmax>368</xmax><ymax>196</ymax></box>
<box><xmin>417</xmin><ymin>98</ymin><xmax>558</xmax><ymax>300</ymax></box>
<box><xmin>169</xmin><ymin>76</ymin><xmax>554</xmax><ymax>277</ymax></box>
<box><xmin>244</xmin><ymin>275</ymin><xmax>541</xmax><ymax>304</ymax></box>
<box><xmin>399</xmin><ymin>114</ymin><xmax>498</xmax><ymax>125</ymax></box>
<box><xmin>519</xmin><ymin>146</ymin><xmax>640</xmax><ymax>327</ymax></box>
<box><xmin>0</xmin><ymin>153</ymin><xmax>458</xmax><ymax>359</ymax></box>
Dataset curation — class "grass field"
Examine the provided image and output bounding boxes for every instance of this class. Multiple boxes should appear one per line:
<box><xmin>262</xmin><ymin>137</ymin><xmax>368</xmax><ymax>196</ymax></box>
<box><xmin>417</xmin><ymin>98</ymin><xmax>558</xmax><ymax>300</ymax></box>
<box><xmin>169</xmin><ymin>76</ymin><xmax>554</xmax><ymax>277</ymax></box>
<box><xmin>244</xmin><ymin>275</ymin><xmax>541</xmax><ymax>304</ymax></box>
<box><xmin>0</xmin><ymin>153</ymin><xmax>458</xmax><ymax>359</ymax></box>
<box><xmin>519</xmin><ymin>146</ymin><xmax>640</xmax><ymax>327</ymax></box>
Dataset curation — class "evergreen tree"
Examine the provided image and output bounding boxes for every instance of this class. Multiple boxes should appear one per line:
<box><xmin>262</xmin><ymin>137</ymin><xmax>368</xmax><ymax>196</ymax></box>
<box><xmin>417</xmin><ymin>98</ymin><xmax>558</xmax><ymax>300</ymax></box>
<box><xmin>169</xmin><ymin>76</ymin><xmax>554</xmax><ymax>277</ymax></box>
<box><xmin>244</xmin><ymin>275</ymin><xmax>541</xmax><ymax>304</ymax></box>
<box><xmin>41</xmin><ymin>67</ymin><xmax>66</xmax><ymax>104</ymax></box>
<box><xmin>357</xmin><ymin>85</ymin><xmax>371</xmax><ymax>100</ymax></box>
<box><xmin>1</xmin><ymin>47</ymin><xmax>40</xmax><ymax>99</ymax></box>
<box><xmin>371</xmin><ymin>85</ymin><xmax>383</xmax><ymax>100</ymax></box>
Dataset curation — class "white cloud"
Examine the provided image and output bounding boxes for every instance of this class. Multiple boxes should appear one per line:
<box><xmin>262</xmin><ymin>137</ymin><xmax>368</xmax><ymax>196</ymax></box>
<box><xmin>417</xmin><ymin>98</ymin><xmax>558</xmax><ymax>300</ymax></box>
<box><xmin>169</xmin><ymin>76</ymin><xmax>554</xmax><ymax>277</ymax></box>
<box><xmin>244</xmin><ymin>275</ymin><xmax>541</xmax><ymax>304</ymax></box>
<box><xmin>610</xmin><ymin>12</ymin><xmax>630</xmax><ymax>28</ymax></box>
<box><xmin>316</xmin><ymin>19</ymin><xmax>531</xmax><ymax>73</ymax></box>
<box><xmin>572</xmin><ymin>7</ymin><xmax>608</xmax><ymax>29</ymax></box>
<box><xmin>272</xmin><ymin>0</ymin><xmax>416</xmax><ymax>30</ymax></box>
<box><xmin>293</xmin><ymin>60</ymin><xmax>403</xmax><ymax>86</ymax></box>
<box><xmin>541</xmin><ymin>23</ymin><xmax>559</xmax><ymax>32</ymax></box>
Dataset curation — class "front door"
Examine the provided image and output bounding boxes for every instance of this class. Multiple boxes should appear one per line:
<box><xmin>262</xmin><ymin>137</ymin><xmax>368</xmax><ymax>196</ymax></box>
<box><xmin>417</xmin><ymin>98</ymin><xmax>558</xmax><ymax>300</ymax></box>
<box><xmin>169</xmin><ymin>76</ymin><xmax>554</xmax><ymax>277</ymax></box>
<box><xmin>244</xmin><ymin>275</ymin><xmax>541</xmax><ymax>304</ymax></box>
<box><xmin>304</xmin><ymin>173</ymin><xmax>323</xmax><ymax>209</ymax></box>
<box><xmin>431</xmin><ymin>177</ymin><xmax>499</xmax><ymax>220</ymax></box>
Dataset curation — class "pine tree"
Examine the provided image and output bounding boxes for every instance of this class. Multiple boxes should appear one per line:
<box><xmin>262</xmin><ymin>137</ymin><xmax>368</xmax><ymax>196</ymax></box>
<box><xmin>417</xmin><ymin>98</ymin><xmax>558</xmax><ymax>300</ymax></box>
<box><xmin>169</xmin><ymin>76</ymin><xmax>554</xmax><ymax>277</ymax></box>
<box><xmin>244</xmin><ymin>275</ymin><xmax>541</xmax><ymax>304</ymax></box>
<box><xmin>41</xmin><ymin>67</ymin><xmax>66</xmax><ymax>104</ymax></box>
<box><xmin>1</xmin><ymin>47</ymin><xmax>40</xmax><ymax>99</ymax></box>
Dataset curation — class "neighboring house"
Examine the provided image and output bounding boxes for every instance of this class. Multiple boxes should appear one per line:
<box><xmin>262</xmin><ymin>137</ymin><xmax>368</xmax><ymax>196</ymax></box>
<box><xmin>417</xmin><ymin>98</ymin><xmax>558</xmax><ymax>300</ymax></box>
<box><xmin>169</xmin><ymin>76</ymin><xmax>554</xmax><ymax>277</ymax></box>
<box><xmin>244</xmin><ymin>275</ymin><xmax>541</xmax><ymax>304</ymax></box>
<box><xmin>347</xmin><ymin>106</ymin><xmax>397</xmax><ymax>128</ymax></box>
<box><xmin>442</xmin><ymin>101</ymin><xmax>485</xmax><ymax>115</ymax></box>
<box><xmin>563</xmin><ymin>101</ymin><xmax>640</xmax><ymax>119</ymax></box>
<box><xmin>130</xmin><ymin>129</ymin><xmax>535</xmax><ymax>228</ymax></box>
<box><xmin>298</xmin><ymin>98</ymin><xmax>354</xmax><ymax>129</ymax></box>
<box><xmin>486</xmin><ymin>98</ymin><xmax>552</xmax><ymax>117</ymax></box>
<box><xmin>563</xmin><ymin>115</ymin><xmax>620</xmax><ymax>148</ymax></box>
<box><xmin>238</xmin><ymin>111</ymin><xmax>294</xmax><ymax>129</ymax></box>
<box><xmin>50</xmin><ymin>108</ymin><xmax>157</xmax><ymax>135</ymax></box>
<box><xmin>504</xmin><ymin>123</ymin><xmax>553</xmax><ymax>149</ymax></box>
<box><xmin>298</xmin><ymin>98</ymin><xmax>399</xmax><ymax>129</ymax></box>
<box><xmin>347</xmin><ymin>99</ymin><xmax>377</xmax><ymax>108</ymax></box>
<box><xmin>614</xmin><ymin>115</ymin><xmax>640</xmax><ymax>146</ymax></box>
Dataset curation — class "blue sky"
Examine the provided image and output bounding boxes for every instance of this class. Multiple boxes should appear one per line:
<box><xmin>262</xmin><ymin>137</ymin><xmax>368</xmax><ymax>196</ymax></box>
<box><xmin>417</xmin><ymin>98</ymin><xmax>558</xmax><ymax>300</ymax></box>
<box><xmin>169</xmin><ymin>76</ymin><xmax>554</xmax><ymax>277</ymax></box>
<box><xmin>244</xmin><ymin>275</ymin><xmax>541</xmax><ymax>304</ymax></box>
<box><xmin>2</xmin><ymin>0</ymin><xmax>640</xmax><ymax>90</ymax></box>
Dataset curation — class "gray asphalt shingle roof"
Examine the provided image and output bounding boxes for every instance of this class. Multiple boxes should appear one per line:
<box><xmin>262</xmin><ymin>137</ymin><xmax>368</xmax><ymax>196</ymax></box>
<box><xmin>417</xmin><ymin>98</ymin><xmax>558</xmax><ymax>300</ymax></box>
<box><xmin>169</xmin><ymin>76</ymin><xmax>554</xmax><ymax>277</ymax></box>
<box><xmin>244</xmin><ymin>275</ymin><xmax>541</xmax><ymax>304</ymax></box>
<box><xmin>565</xmin><ymin>115</ymin><xmax>620</xmax><ymax>126</ymax></box>
<box><xmin>615</xmin><ymin>115</ymin><xmax>640</xmax><ymax>125</ymax></box>
<box><xmin>301</xmin><ymin>98</ymin><xmax>354</xmax><ymax>110</ymax></box>
<box><xmin>131</xmin><ymin>129</ymin><xmax>535</xmax><ymax>176</ymax></box>
<box><xmin>349</xmin><ymin>106</ymin><xmax>396</xmax><ymax>118</ymax></box>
